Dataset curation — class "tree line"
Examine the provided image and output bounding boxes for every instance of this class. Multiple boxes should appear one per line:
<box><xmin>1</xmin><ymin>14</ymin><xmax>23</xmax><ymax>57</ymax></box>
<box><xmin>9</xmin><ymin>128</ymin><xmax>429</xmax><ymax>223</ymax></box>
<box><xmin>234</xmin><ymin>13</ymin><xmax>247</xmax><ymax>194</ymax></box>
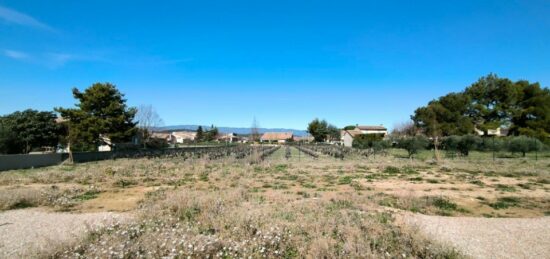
<box><xmin>195</xmin><ymin>125</ymin><xmax>219</xmax><ymax>142</ymax></box>
<box><xmin>412</xmin><ymin>74</ymin><xmax>550</xmax><ymax>142</ymax></box>
<box><xmin>1</xmin><ymin>83</ymin><xmax>138</xmax><ymax>154</ymax></box>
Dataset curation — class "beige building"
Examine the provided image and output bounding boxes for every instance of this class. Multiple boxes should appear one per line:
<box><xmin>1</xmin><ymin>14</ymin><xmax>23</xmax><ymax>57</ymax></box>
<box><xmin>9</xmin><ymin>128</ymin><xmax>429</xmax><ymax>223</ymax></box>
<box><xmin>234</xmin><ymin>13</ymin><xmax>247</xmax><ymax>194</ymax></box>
<box><xmin>151</xmin><ymin>132</ymin><xmax>176</xmax><ymax>144</ymax></box>
<box><xmin>293</xmin><ymin>135</ymin><xmax>314</xmax><ymax>143</ymax></box>
<box><xmin>355</xmin><ymin>125</ymin><xmax>388</xmax><ymax>135</ymax></box>
<box><xmin>261</xmin><ymin>132</ymin><xmax>293</xmax><ymax>143</ymax></box>
<box><xmin>340</xmin><ymin>129</ymin><xmax>363</xmax><ymax>147</ymax></box>
<box><xmin>340</xmin><ymin>125</ymin><xmax>388</xmax><ymax>147</ymax></box>
<box><xmin>217</xmin><ymin>133</ymin><xmax>239</xmax><ymax>143</ymax></box>
<box><xmin>475</xmin><ymin>127</ymin><xmax>509</xmax><ymax>137</ymax></box>
<box><xmin>172</xmin><ymin>131</ymin><xmax>197</xmax><ymax>143</ymax></box>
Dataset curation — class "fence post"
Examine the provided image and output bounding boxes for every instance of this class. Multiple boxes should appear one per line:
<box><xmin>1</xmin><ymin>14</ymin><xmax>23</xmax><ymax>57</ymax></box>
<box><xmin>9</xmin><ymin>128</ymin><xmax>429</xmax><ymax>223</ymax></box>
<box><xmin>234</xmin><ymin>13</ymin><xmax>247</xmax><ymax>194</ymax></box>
<box><xmin>492</xmin><ymin>136</ymin><xmax>495</xmax><ymax>162</ymax></box>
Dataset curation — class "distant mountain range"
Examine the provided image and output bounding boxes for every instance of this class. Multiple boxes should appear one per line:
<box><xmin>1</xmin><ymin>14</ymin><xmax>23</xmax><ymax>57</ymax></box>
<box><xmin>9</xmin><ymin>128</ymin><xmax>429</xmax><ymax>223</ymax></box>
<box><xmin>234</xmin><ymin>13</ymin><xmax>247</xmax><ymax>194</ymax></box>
<box><xmin>155</xmin><ymin>125</ymin><xmax>309</xmax><ymax>136</ymax></box>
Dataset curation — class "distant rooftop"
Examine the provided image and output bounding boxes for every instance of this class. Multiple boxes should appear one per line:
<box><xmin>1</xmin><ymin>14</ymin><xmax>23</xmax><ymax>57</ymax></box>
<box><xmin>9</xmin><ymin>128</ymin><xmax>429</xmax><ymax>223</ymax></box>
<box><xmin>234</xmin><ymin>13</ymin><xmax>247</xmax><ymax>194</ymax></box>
<box><xmin>261</xmin><ymin>132</ymin><xmax>293</xmax><ymax>141</ymax></box>
<box><xmin>357</xmin><ymin>125</ymin><xmax>387</xmax><ymax>131</ymax></box>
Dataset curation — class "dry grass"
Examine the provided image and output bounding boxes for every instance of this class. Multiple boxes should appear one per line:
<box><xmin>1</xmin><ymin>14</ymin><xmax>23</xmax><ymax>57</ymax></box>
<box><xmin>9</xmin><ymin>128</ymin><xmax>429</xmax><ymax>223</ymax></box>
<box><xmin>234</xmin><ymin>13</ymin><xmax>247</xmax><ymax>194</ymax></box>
<box><xmin>55</xmin><ymin>188</ymin><xmax>460</xmax><ymax>258</ymax></box>
<box><xmin>0</xmin><ymin>185</ymin><xmax>102</xmax><ymax>211</ymax></box>
<box><xmin>1</xmin><ymin>146</ymin><xmax>549</xmax><ymax>257</ymax></box>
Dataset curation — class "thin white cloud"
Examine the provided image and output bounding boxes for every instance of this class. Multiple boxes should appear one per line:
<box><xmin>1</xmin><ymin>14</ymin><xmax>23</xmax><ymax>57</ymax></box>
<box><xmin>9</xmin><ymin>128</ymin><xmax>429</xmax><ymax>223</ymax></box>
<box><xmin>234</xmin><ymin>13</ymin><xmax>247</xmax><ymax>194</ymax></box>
<box><xmin>2</xmin><ymin>50</ymin><xmax>95</xmax><ymax>68</ymax></box>
<box><xmin>2</xmin><ymin>48</ymin><xmax>190</xmax><ymax>69</ymax></box>
<box><xmin>0</xmin><ymin>5</ymin><xmax>54</xmax><ymax>31</ymax></box>
<box><xmin>45</xmin><ymin>53</ymin><xmax>75</xmax><ymax>68</ymax></box>
<box><xmin>3</xmin><ymin>49</ymin><xmax>29</xmax><ymax>60</ymax></box>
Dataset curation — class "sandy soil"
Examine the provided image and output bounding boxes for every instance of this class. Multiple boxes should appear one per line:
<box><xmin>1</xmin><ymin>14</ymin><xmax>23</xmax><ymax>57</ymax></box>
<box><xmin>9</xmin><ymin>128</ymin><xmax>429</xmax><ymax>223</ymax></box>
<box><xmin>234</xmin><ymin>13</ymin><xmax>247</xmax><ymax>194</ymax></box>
<box><xmin>75</xmin><ymin>186</ymin><xmax>159</xmax><ymax>212</ymax></box>
<box><xmin>0</xmin><ymin>208</ymin><xmax>130</xmax><ymax>258</ymax></box>
<box><xmin>401</xmin><ymin>213</ymin><xmax>550</xmax><ymax>259</ymax></box>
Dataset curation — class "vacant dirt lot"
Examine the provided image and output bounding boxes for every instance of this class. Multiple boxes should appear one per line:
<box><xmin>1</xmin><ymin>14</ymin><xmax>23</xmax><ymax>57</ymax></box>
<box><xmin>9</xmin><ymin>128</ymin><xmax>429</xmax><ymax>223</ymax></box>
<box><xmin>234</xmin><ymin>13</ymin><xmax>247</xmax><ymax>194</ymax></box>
<box><xmin>0</xmin><ymin>146</ymin><xmax>547</xmax><ymax>258</ymax></box>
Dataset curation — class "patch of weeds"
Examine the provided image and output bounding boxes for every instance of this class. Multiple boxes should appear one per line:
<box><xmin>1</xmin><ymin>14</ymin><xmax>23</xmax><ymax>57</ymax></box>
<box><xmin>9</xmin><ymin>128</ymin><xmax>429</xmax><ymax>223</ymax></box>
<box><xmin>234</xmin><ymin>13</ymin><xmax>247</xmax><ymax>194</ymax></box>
<box><xmin>338</xmin><ymin>176</ymin><xmax>353</xmax><ymax>185</ymax></box>
<box><xmin>489</xmin><ymin>196</ymin><xmax>521</xmax><ymax>209</ymax></box>
<box><xmin>383</xmin><ymin>166</ymin><xmax>400</xmax><ymax>174</ymax></box>
<box><xmin>73</xmin><ymin>190</ymin><xmax>100</xmax><ymax>201</ymax></box>
<box><xmin>408</xmin><ymin>177</ymin><xmax>423</xmax><ymax>182</ymax></box>
<box><xmin>432</xmin><ymin>197</ymin><xmax>458</xmax><ymax>211</ymax></box>
<box><xmin>322</xmin><ymin>174</ymin><xmax>337</xmax><ymax>184</ymax></box>
<box><xmin>427</xmin><ymin>179</ymin><xmax>439</xmax><ymax>184</ymax></box>
<box><xmin>470</xmin><ymin>180</ymin><xmax>485</xmax><ymax>186</ymax></box>
<box><xmin>439</xmin><ymin>166</ymin><xmax>452</xmax><ymax>172</ymax></box>
<box><xmin>8</xmin><ymin>200</ymin><xmax>35</xmax><ymax>210</ymax></box>
<box><xmin>326</xmin><ymin>199</ymin><xmax>354</xmax><ymax>211</ymax></box>
<box><xmin>113</xmin><ymin>178</ymin><xmax>136</xmax><ymax>188</ymax></box>
<box><xmin>104</xmin><ymin>167</ymin><xmax>116</xmax><ymax>176</ymax></box>
<box><xmin>350</xmin><ymin>181</ymin><xmax>364</xmax><ymax>191</ymax></box>
<box><xmin>274</xmin><ymin>164</ymin><xmax>288</xmax><ymax>172</ymax></box>
<box><xmin>271</xmin><ymin>182</ymin><xmax>289</xmax><ymax>189</ymax></box>
<box><xmin>376</xmin><ymin>194</ymin><xmax>398</xmax><ymax>208</ymax></box>
<box><xmin>278</xmin><ymin>174</ymin><xmax>299</xmax><ymax>181</ymax></box>
<box><xmin>495</xmin><ymin>184</ymin><xmax>516</xmax><ymax>192</ymax></box>
<box><xmin>250</xmin><ymin>187</ymin><xmax>262</xmax><ymax>193</ymax></box>
<box><xmin>296</xmin><ymin>191</ymin><xmax>310</xmax><ymax>198</ymax></box>
<box><xmin>199</xmin><ymin>172</ymin><xmax>209</xmax><ymax>182</ymax></box>
<box><xmin>301</xmin><ymin>182</ymin><xmax>316</xmax><ymax>189</ymax></box>
<box><xmin>517</xmin><ymin>183</ymin><xmax>532</xmax><ymax>190</ymax></box>
<box><xmin>179</xmin><ymin>206</ymin><xmax>201</xmax><ymax>222</ymax></box>
<box><xmin>402</xmin><ymin>167</ymin><xmax>418</xmax><ymax>174</ymax></box>
<box><xmin>371</xmin><ymin>212</ymin><xmax>393</xmax><ymax>224</ymax></box>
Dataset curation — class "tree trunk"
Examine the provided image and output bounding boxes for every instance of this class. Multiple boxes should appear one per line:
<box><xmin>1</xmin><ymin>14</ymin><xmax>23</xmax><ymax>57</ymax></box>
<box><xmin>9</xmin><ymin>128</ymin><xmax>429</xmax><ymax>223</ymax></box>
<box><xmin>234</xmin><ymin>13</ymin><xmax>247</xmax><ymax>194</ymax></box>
<box><xmin>434</xmin><ymin>136</ymin><xmax>441</xmax><ymax>162</ymax></box>
<box><xmin>68</xmin><ymin>140</ymin><xmax>74</xmax><ymax>163</ymax></box>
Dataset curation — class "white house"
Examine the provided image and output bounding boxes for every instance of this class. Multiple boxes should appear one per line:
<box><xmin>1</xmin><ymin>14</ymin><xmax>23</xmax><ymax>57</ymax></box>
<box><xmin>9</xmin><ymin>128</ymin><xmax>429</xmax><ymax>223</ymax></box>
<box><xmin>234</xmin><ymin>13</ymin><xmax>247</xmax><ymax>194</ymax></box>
<box><xmin>355</xmin><ymin>125</ymin><xmax>388</xmax><ymax>136</ymax></box>
<box><xmin>217</xmin><ymin>133</ymin><xmax>239</xmax><ymax>143</ymax></box>
<box><xmin>98</xmin><ymin>134</ymin><xmax>112</xmax><ymax>152</ymax></box>
<box><xmin>172</xmin><ymin>131</ymin><xmax>197</xmax><ymax>143</ymax></box>
<box><xmin>151</xmin><ymin>132</ymin><xmax>176</xmax><ymax>144</ymax></box>
<box><xmin>340</xmin><ymin>125</ymin><xmax>388</xmax><ymax>147</ymax></box>
<box><xmin>341</xmin><ymin>129</ymin><xmax>363</xmax><ymax>147</ymax></box>
<box><xmin>475</xmin><ymin>127</ymin><xmax>509</xmax><ymax>137</ymax></box>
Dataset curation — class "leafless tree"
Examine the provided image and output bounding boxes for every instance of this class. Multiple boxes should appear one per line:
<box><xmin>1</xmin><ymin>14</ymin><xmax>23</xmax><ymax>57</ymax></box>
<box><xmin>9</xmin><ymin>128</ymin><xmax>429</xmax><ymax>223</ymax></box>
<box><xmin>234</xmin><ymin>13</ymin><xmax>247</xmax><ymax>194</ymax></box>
<box><xmin>391</xmin><ymin>120</ymin><xmax>418</xmax><ymax>137</ymax></box>
<box><xmin>136</xmin><ymin>105</ymin><xmax>163</xmax><ymax>148</ymax></box>
<box><xmin>250</xmin><ymin>117</ymin><xmax>261</xmax><ymax>143</ymax></box>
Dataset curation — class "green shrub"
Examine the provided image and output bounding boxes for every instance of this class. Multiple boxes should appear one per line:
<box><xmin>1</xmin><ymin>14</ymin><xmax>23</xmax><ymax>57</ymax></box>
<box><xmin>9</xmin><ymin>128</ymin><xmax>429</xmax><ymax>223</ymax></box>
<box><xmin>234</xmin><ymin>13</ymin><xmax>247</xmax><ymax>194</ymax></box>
<box><xmin>489</xmin><ymin>196</ymin><xmax>521</xmax><ymax>209</ymax></box>
<box><xmin>397</xmin><ymin>136</ymin><xmax>429</xmax><ymax>158</ymax></box>
<box><xmin>432</xmin><ymin>197</ymin><xmax>458</xmax><ymax>211</ymax></box>
<box><xmin>383</xmin><ymin>166</ymin><xmax>400</xmax><ymax>174</ymax></box>
<box><xmin>507</xmin><ymin>136</ymin><xmax>544</xmax><ymax>157</ymax></box>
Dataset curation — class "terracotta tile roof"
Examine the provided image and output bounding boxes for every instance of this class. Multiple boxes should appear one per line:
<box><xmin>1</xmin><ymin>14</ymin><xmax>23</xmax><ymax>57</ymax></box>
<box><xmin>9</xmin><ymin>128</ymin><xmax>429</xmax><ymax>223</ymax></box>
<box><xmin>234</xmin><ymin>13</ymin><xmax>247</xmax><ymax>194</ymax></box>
<box><xmin>261</xmin><ymin>132</ymin><xmax>293</xmax><ymax>141</ymax></box>
<box><xmin>172</xmin><ymin>131</ymin><xmax>197</xmax><ymax>139</ymax></box>
<box><xmin>357</xmin><ymin>125</ymin><xmax>387</xmax><ymax>131</ymax></box>
<box><xmin>343</xmin><ymin>129</ymin><xmax>364</xmax><ymax>137</ymax></box>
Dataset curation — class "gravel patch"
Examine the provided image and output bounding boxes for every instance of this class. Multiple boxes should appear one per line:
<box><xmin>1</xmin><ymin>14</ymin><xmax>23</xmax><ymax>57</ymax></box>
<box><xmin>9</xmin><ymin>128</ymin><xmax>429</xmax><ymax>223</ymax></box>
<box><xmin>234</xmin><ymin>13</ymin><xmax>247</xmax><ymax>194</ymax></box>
<box><xmin>403</xmin><ymin>213</ymin><xmax>550</xmax><ymax>259</ymax></box>
<box><xmin>0</xmin><ymin>208</ymin><xmax>130</xmax><ymax>258</ymax></box>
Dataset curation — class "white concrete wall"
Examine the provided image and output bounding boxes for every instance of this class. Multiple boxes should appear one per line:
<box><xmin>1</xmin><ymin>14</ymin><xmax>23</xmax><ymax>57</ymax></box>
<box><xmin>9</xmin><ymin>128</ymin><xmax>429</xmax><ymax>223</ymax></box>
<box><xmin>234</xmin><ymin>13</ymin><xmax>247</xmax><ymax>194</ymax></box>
<box><xmin>343</xmin><ymin>133</ymin><xmax>354</xmax><ymax>147</ymax></box>
<box><xmin>359</xmin><ymin>130</ymin><xmax>387</xmax><ymax>135</ymax></box>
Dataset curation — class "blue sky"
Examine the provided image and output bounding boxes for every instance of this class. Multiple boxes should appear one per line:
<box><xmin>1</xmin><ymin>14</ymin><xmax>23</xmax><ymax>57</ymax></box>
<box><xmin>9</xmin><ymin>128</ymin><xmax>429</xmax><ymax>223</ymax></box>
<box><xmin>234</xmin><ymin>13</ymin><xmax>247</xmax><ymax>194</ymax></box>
<box><xmin>1</xmin><ymin>1</ymin><xmax>549</xmax><ymax>130</ymax></box>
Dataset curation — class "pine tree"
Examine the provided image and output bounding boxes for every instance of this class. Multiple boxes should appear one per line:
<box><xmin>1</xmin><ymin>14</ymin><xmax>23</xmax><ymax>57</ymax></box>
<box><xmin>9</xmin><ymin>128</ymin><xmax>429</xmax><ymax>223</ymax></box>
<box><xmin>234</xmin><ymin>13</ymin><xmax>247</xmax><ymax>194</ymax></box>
<box><xmin>56</xmin><ymin>83</ymin><xmax>137</xmax><ymax>152</ymax></box>
<box><xmin>196</xmin><ymin>126</ymin><xmax>204</xmax><ymax>142</ymax></box>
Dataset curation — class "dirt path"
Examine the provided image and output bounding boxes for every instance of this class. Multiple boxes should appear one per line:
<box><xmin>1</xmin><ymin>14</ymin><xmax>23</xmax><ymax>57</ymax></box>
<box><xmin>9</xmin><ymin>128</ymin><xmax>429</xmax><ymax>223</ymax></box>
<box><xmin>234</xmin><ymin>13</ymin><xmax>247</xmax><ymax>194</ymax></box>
<box><xmin>402</xmin><ymin>213</ymin><xmax>550</xmax><ymax>259</ymax></box>
<box><xmin>0</xmin><ymin>208</ymin><xmax>130</xmax><ymax>258</ymax></box>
